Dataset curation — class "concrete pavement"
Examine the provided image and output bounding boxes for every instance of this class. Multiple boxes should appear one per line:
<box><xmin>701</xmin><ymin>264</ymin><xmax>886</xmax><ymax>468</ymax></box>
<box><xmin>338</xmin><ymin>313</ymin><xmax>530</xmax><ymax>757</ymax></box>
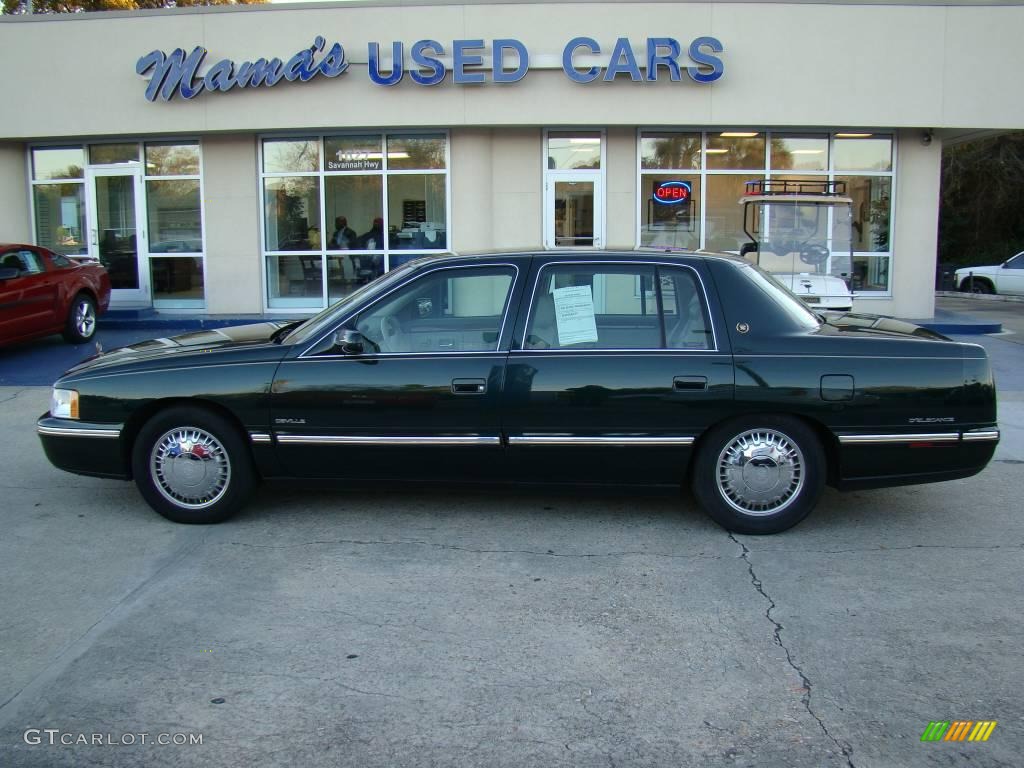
<box><xmin>0</xmin><ymin>376</ymin><xmax>1021</xmax><ymax>767</ymax></box>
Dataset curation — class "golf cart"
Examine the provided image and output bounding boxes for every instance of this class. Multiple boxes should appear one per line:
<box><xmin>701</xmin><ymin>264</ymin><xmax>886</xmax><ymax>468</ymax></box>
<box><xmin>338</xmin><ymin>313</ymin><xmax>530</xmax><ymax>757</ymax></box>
<box><xmin>739</xmin><ymin>180</ymin><xmax>854</xmax><ymax>312</ymax></box>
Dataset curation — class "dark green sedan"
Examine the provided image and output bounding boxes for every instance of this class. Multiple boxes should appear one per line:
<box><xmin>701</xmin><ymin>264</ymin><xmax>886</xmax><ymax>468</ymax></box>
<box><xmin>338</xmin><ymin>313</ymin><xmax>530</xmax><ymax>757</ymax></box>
<box><xmin>38</xmin><ymin>251</ymin><xmax>999</xmax><ymax>534</ymax></box>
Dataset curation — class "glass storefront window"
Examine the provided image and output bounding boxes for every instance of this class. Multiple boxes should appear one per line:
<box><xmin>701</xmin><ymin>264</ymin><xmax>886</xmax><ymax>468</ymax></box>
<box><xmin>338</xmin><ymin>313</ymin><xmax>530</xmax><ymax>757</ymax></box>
<box><xmin>324</xmin><ymin>176</ymin><xmax>384</xmax><ymax>249</ymax></box>
<box><xmin>264</xmin><ymin>177</ymin><xmax>321</xmax><ymax>252</ymax></box>
<box><xmin>89</xmin><ymin>143</ymin><xmax>139</xmax><ymax>165</ymax></box>
<box><xmin>853</xmin><ymin>254</ymin><xmax>890</xmax><ymax>292</ymax></box>
<box><xmin>639</xmin><ymin>175</ymin><xmax>701</xmax><ymax>249</ymax></box>
<box><xmin>266</xmin><ymin>254</ymin><xmax>323</xmax><ymax>308</ymax></box>
<box><xmin>147</xmin><ymin>180</ymin><xmax>202</xmax><ymax>254</ymax></box>
<box><xmin>387</xmin><ymin>134</ymin><xmax>446</xmax><ymax>170</ymax></box>
<box><xmin>836</xmin><ymin>175</ymin><xmax>892</xmax><ymax>252</ymax></box>
<box><xmin>32</xmin><ymin>147</ymin><xmax>85</xmax><ymax>180</ymax></box>
<box><xmin>640</xmin><ymin>133</ymin><xmax>701</xmax><ymax>170</ymax></box>
<box><xmin>325</xmin><ymin>135</ymin><xmax>383</xmax><ymax>172</ymax></box>
<box><xmin>770</xmin><ymin>135</ymin><xmax>828</xmax><ymax>171</ymax></box>
<box><xmin>387</xmin><ymin>174</ymin><xmax>447</xmax><ymax>250</ymax></box>
<box><xmin>328</xmin><ymin>253</ymin><xmax>384</xmax><ymax>304</ymax></box>
<box><xmin>705</xmin><ymin>175</ymin><xmax>764</xmax><ymax>252</ymax></box>
<box><xmin>263</xmin><ymin>139</ymin><xmax>319</xmax><ymax>173</ymax></box>
<box><xmin>33</xmin><ymin>183</ymin><xmax>86</xmax><ymax>256</ymax></box>
<box><xmin>834</xmin><ymin>136</ymin><xmax>892</xmax><ymax>171</ymax></box>
<box><xmin>145</xmin><ymin>142</ymin><xmax>200</xmax><ymax>176</ymax></box>
<box><xmin>261</xmin><ymin>132</ymin><xmax>450</xmax><ymax>308</ymax></box>
<box><xmin>151</xmin><ymin>256</ymin><xmax>204</xmax><ymax>302</ymax></box>
<box><xmin>548</xmin><ymin>132</ymin><xmax>602</xmax><ymax>170</ymax></box>
<box><xmin>706</xmin><ymin>133</ymin><xmax>765</xmax><ymax>170</ymax></box>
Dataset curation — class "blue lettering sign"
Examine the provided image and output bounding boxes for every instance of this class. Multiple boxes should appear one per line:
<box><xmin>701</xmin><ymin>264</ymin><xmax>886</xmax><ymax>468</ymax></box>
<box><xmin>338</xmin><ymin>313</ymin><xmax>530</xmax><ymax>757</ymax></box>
<box><xmin>687</xmin><ymin>36</ymin><xmax>724</xmax><ymax>83</ymax></box>
<box><xmin>493</xmin><ymin>39</ymin><xmax>529</xmax><ymax>83</ymax></box>
<box><xmin>562</xmin><ymin>37</ymin><xmax>601</xmax><ymax>83</ymax></box>
<box><xmin>137</xmin><ymin>38</ymin><xmax>347</xmax><ymax>101</ymax></box>
<box><xmin>453</xmin><ymin>39</ymin><xmax>486</xmax><ymax>84</ymax></box>
<box><xmin>646</xmin><ymin>38</ymin><xmax>682</xmax><ymax>82</ymax></box>
<box><xmin>411</xmin><ymin>40</ymin><xmax>446</xmax><ymax>86</ymax></box>
<box><xmin>604</xmin><ymin>38</ymin><xmax>643</xmax><ymax>81</ymax></box>
<box><xmin>137</xmin><ymin>36</ymin><xmax>724</xmax><ymax>101</ymax></box>
<box><xmin>368</xmin><ymin>42</ymin><xmax>404</xmax><ymax>86</ymax></box>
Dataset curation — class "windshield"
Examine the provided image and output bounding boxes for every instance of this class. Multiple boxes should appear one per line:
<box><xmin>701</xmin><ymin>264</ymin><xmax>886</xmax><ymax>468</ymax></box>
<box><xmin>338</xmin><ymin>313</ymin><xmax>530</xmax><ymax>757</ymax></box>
<box><xmin>282</xmin><ymin>261</ymin><xmax>422</xmax><ymax>345</ymax></box>
<box><xmin>736</xmin><ymin>262</ymin><xmax>821</xmax><ymax>330</ymax></box>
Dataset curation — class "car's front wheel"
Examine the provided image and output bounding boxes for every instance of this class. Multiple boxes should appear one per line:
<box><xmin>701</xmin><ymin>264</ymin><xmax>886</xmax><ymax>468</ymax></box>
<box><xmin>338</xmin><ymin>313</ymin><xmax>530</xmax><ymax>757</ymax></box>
<box><xmin>63</xmin><ymin>293</ymin><xmax>97</xmax><ymax>343</ymax></box>
<box><xmin>132</xmin><ymin>407</ymin><xmax>255</xmax><ymax>524</ymax></box>
<box><xmin>692</xmin><ymin>416</ymin><xmax>825</xmax><ymax>534</ymax></box>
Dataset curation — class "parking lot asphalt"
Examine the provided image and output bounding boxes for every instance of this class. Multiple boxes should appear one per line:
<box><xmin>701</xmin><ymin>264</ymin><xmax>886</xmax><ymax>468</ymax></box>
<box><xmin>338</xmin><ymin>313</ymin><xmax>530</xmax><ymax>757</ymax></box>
<box><xmin>0</xmin><ymin>319</ymin><xmax>1022</xmax><ymax>767</ymax></box>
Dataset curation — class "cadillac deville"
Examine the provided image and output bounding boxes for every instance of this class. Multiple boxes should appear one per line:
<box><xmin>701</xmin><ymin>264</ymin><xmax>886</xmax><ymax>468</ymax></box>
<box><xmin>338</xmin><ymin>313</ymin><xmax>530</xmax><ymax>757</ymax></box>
<box><xmin>38</xmin><ymin>251</ymin><xmax>999</xmax><ymax>534</ymax></box>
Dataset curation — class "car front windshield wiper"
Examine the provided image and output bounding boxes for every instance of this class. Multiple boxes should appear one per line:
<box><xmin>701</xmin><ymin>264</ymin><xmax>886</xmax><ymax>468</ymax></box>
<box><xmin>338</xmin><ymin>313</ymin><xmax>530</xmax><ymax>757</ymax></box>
<box><xmin>270</xmin><ymin>320</ymin><xmax>305</xmax><ymax>344</ymax></box>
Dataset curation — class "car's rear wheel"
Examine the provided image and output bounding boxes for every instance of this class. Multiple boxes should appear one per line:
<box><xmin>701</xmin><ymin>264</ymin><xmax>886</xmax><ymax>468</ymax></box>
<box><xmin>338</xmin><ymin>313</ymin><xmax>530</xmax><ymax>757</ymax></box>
<box><xmin>132</xmin><ymin>406</ymin><xmax>255</xmax><ymax>524</ymax></box>
<box><xmin>692</xmin><ymin>416</ymin><xmax>825</xmax><ymax>534</ymax></box>
<box><xmin>63</xmin><ymin>293</ymin><xmax>97</xmax><ymax>343</ymax></box>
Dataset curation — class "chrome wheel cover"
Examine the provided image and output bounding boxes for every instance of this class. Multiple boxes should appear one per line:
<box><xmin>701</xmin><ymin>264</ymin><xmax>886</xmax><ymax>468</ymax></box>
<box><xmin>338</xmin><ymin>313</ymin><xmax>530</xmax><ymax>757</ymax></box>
<box><xmin>75</xmin><ymin>300</ymin><xmax>96</xmax><ymax>338</ymax></box>
<box><xmin>716</xmin><ymin>429</ymin><xmax>805</xmax><ymax>516</ymax></box>
<box><xmin>150</xmin><ymin>427</ymin><xmax>231</xmax><ymax>509</ymax></box>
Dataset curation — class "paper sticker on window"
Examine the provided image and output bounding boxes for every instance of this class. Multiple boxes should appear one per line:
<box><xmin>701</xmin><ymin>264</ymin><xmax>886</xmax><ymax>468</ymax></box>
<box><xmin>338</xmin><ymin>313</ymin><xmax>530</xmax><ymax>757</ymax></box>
<box><xmin>552</xmin><ymin>285</ymin><xmax>599</xmax><ymax>346</ymax></box>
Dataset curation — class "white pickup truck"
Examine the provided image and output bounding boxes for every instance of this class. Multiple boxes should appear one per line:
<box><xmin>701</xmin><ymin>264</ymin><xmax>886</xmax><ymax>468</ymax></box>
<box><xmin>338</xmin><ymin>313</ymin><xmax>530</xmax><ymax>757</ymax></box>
<box><xmin>955</xmin><ymin>251</ymin><xmax>1024</xmax><ymax>295</ymax></box>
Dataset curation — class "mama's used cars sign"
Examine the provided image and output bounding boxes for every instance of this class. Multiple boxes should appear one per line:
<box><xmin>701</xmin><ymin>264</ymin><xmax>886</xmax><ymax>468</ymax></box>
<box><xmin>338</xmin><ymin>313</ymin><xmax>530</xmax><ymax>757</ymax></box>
<box><xmin>136</xmin><ymin>35</ymin><xmax>724</xmax><ymax>102</ymax></box>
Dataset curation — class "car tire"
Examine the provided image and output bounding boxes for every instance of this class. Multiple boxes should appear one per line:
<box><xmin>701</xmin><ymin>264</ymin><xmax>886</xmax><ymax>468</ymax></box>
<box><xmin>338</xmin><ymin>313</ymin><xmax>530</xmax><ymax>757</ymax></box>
<box><xmin>692</xmin><ymin>416</ymin><xmax>825</xmax><ymax>535</ymax></box>
<box><xmin>960</xmin><ymin>279</ymin><xmax>994</xmax><ymax>295</ymax></box>
<box><xmin>131</xmin><ymin>406</ymin><xmax>256</xmax><ymax>524</ymax></box>
<box><xmin>63</xmin><ymin>293</ymin><xmax>97</xmax><ymax>343</ymax></box>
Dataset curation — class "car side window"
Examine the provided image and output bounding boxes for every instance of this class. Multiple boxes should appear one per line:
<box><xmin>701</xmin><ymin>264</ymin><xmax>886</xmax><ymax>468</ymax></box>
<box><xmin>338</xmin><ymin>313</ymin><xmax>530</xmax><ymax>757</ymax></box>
<box><xmin>660</xmin><ymin>267</ymin><xmax>713</xmax><ymax>350</ymax></box>
<box><xmin>348</xmin><ymin>266</ymin><xmax>516</xmax><ymax>354</ymax></box>
<box><xmin>0</xmin><ymin>250</ymin><xmax>45</xmax><ymax>275</ymax></box>
<box><xmin>524</xmin><ymin>263</ymin><xmax>712</xmax><ymax>351</ymax></box>
<box><xmin>1005</xmin><ymin>253</ymin><xmax>1024</xmax><ymax>269</ymax></box>
<box><xmin>49</xmin><ymin>252</ymin><xmax>72</xmax><ymax>268</ymax></box>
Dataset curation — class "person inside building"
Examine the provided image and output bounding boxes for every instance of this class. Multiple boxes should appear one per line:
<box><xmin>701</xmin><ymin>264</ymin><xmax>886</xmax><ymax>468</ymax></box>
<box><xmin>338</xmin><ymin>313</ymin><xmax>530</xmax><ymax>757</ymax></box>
<box><xmin>355</xmin><ymin>217</ymin><xmax>385</xmax><ymax>250</ymax></box>
<box><xmin>329</xmin><ymin>216</ymin><xmax>357</xmax><ymax>250</ymax></box>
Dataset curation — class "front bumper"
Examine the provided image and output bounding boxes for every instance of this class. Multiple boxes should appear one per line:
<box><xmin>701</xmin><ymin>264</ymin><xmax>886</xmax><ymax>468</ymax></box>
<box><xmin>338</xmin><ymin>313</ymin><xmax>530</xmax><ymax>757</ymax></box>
<box><xmin>37</xmin><ymin>414</ymin><xmax>130</xmax><ymax>480</ymax></box>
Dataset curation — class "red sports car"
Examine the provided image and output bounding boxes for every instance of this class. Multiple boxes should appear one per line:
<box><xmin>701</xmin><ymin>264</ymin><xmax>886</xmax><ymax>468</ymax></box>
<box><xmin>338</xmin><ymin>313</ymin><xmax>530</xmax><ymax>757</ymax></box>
<box><xmin>0</xmin><ymin>243</ymin><xmax>111</xmax><ymax>346</ymax></box>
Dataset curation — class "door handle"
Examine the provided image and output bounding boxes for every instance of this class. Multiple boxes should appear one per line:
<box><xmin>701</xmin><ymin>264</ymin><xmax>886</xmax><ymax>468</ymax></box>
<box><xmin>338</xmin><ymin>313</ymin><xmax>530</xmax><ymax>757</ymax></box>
<box><xmin>452</xmin><ymin>378</ymin><xmax>487</xmax><ymax>395</ymax></box>
<box><xmin>673</xmin><ymin>376</ymin><xmax>708</xmax><ymax>391</ymax></box>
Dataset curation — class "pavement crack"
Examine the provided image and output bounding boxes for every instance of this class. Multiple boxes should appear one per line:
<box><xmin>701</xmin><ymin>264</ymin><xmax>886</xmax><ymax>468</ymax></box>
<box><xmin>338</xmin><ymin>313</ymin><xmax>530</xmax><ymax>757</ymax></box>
<box><xmin>0</xmin><ymin>388</ymin><xmax>29</xmax><ymax>406</ymax></box>
<box><xmin>728</xmin><ymin>532</ymin><xmax>856</xmax><ymax>768</ymax></box>
<box><xmin>228</xmin><ymin>538</ymin><xmax>717</xmax><ymax>560</ymax></box>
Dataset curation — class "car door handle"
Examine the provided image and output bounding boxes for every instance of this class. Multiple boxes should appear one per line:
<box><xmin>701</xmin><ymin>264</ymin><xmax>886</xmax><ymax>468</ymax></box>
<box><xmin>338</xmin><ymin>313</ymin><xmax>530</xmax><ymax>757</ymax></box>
<box><xmin>452</xmin><ymin>378</ymin><xmax>487</xmax><ymax>395</ymax></box>
<box><xmin>673</xmin><ymin>376</ymin><xmax>708</xmax><ymax>391</ymax></box>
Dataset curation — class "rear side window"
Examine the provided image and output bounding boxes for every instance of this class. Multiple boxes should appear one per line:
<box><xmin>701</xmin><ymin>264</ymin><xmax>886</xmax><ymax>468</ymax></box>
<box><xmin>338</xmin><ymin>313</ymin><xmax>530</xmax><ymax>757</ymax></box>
<box><xmin>524</xmin><ymin>263</ymin><xmax>712</xmax><ymax>351</ymax></box>
<box><xmin>0</xmin><ymin>250</ymin><xmax>46</xmax><ymax>275</ymax></box>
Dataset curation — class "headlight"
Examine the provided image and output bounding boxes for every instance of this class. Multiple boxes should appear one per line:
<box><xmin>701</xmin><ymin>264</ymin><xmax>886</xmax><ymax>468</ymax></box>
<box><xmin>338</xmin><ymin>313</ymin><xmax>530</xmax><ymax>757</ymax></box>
<box><xmin>51</xmin><ymin>389</ymin><xmax>79</xmax><ymax>419</ymax></box>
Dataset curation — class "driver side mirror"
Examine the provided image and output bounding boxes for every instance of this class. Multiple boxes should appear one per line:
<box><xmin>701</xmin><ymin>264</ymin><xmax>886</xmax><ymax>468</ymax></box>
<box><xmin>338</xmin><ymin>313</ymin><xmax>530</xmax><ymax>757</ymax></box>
<box><xmin>0</xmin><ymin>267</ymin><xmax>19</xmax><ymax>281</ymax></box>
<box><xmin>333</xmin><ymin>328</ymin><xmax>374</xmax><ymax>355</ymax></box>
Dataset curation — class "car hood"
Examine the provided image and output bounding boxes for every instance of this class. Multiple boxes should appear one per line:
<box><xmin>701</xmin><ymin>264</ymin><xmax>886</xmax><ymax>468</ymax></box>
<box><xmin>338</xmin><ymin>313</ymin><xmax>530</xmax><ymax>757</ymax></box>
<box><xmin>62</xmin><ymin>321</ymin><xmax>294</xmax><ymax>377</ymax></box>
<box><xmin>818</xmin><ymin>312</ymin><xmax>951</xmax><ymax>341</ymax></box>
<box><xmin>954</xmin><ymin>265</ymin><xmax>1000</xmax><ymax>276</ymax></box>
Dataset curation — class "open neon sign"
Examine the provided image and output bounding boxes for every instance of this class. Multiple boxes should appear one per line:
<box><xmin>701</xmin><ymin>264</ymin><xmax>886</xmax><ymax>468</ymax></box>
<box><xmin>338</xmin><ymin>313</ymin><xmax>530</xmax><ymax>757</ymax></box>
<box><xmin>653</xmin><ymin>180</ymin><xmax>692</xmax><ymax>205</ymax></box>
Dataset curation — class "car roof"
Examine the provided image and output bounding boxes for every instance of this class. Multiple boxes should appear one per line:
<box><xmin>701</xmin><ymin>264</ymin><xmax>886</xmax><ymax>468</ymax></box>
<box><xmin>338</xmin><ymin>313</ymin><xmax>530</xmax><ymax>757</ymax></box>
<box><xmin>414</xmin><ymin>248</ymin><xmax>749</xmax><ymax>266</ymax></box>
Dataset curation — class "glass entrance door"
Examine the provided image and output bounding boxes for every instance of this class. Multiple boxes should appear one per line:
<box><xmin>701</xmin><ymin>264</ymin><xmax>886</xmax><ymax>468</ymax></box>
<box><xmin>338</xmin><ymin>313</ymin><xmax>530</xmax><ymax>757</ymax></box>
<box><xmin>87</xmin><ymin>167</ymin><xmax>148</xmax><ymax>303</ymax></box>
<box><xmin>546</xmin><ymin>175</ymin><xmax>602</xmax><ymax>248</ymax></box>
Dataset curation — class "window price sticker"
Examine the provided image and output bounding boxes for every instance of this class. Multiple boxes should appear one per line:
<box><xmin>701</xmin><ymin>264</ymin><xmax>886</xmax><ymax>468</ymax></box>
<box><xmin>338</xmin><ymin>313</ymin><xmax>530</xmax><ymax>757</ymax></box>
<box><xmin>552</xmin><ymin>285</ymin><xmax>599</xmax><ymax>346</ymax></box>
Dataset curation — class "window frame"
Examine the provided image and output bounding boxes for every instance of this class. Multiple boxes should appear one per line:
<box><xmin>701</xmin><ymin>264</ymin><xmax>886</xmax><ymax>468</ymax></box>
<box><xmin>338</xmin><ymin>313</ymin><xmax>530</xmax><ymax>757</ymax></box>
<box><xmin>516</xmin><ymin>260</ymin><xmax>718</xmax><ymax>353</ymax></box>
<box><xmin>260</xmin><ymin>129</ymin><xmax>452</xmax><ymax>313</ymax></box>
<box><xmin>27</xmin><ymin>138</ymin><xmax>207</xmax><ymax>309</ymax></box>
<box><xmin>635</xmin><ymin>129</ymin><xmax>897</xmax><ymax>297</ymax></box>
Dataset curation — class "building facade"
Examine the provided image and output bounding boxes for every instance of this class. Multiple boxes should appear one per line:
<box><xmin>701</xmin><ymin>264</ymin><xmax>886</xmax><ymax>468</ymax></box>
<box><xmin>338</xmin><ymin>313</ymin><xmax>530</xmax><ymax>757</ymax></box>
<box><xmin>2</xmin><ymin>0</ymin><xmax>1022</xmax><ymax>318</ymax></box>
